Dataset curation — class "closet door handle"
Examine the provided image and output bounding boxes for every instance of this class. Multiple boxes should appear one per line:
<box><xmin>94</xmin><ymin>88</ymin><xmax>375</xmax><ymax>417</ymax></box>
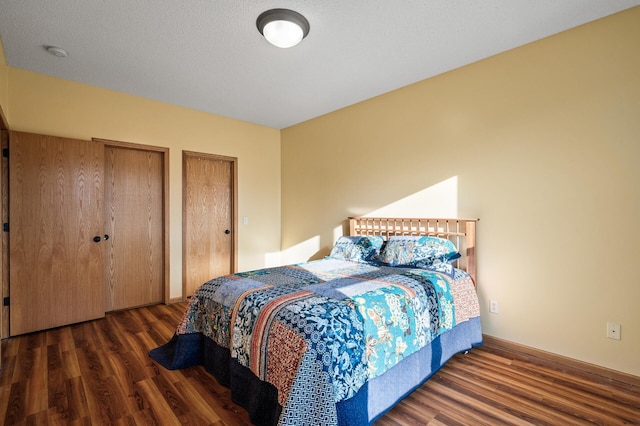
<box><xmin>224</xmin><ymin>229</ymin><xmax>231</xmax><ymax>234</ymax></box>
<box><xmin>93</xmin><ymin>236</ymin><xmax>101</xmax><ymax>243</ymax></box>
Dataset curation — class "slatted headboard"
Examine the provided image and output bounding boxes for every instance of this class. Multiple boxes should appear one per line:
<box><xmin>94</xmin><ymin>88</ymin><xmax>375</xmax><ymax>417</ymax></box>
<box><xmin>349</xmin><ymin>217</ymin><xmax>479</xmax><ymax>287</ymax></box>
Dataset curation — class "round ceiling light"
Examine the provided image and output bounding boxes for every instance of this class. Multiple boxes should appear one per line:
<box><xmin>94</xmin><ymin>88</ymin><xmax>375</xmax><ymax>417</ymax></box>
<box><xmin>256</xmin><ymin>9</ymin><xmax>310</xmax><ymax>48</ymax></box>
<box><xmin>46</xmin><ymin>46</ymin><xmax>68</xmax><ymax>57</ymax></box>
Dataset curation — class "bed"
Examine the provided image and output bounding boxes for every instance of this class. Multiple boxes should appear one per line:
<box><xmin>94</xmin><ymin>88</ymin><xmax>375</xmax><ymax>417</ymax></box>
<box><xmin>150</xmin><ymin>217</ymin><xmax>482</xmax><ymax>425</ymax></box>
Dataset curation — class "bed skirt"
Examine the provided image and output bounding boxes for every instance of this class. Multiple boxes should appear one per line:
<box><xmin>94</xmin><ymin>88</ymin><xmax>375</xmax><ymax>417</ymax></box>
<box><xmin>150</xmin><ymin>316</ymin><xmax>482</xmax><ymax>425</ymax></box>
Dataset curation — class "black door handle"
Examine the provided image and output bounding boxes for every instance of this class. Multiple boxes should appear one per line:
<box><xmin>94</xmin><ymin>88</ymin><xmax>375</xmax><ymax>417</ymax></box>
<box><xmin>224</xmin><ymin>229</ymin><xmax>231</xmax><ymax>234</ymax></box>
<box><xmin>104</xmin><ymin>234</ymin><xmax>110</xmax><ymax>240</ymax></box>
<box><xmin>93</xmin><ymin>236</ymin><xmax>101</xmax><ymax>243</ymax></box>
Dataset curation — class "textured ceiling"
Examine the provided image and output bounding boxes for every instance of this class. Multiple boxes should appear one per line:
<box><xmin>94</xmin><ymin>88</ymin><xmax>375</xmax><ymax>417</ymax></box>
<box><xmin>1</xmin><ymin>1</ymin><xmax>639</xmax><ymax>129</ymax></box>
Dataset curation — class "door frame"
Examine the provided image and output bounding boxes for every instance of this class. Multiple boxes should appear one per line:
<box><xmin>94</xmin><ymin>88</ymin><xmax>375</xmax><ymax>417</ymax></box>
<box><xmin>94</xmin><ymin>138</ymin><xmax>170</xmax><ymax>305</ymax></box>
<box><xmin>0</xmin><ymin>108</ymin><xmax>8</xmax><ymax>340</ymax></box>
<box><xmin>182</xmin><ymin>151</ymin><xmax>238</xmax><ymax>301</ymax></box>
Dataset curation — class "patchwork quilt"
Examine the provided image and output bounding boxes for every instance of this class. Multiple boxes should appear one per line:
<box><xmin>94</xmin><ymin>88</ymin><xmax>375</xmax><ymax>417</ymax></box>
<box><xmin>161</xmin><ymin>258</ymin><xmax>480</xmax><ymax>425</ymax></box>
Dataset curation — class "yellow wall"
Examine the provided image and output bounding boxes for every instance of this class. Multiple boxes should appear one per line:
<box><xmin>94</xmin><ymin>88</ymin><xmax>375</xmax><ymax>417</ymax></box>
<box><xmin>2</xmin><ymin>6</ymin><xmax>638</xmax><ymax>376</ymax></box>
<box><xmin>6</xmin><ymin>68</ymin><xmax>281</xmax><ymax>300</ymax></box>
<box><xmin>0</xmin><ymin>39</ymin><xmax>9</xmax><ymax>123</ymax></box>
<box><xmin>282</xmin><ymin>7</ymin><xmax>640</xmax><ymax>376</ymax></box>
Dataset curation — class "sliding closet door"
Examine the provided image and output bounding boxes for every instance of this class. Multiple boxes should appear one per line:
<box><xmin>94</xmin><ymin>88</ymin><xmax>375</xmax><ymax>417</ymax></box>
<box><xmin>9</xmin><ymin>132</ymin><xmax>105</xmax><ymax>335</ymax></box>
<box><xmin>183</xmin><ymin>151</ymin><xmax>237</xmax><ymax>298</ymax></box>
<box><xmin>104</xmin><ymin>145</ymin><xmax>164</xmax><ymax>311</ymax></box>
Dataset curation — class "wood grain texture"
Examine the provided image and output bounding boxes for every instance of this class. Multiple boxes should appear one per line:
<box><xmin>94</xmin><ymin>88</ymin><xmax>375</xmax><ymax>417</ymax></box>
<box><xmin>95</xmin><ymin>137</ymin><xmax>171</xmax><ymax>309</ymax></box>
<box><xmin>104</xmin><ymin>146</ymin><xmax>164</xmax><ymax>311</ymax></box>
<box><xmin>377</xmin><ymin>336</ymin><xmax>640</xmax><ymax>426</ymax></box>
<box><xmin>9</xmin><ymin>132</ymin><xmax>105</xmax><ymax>335</ymax></box>
<box><xmin>0</xmin><ymin>303</ymin><xmax>251</xmax><ymax>425</ymax></box>
<box><xmin>183</xmin><ymin>152</ymin><xmax>235</xmax><ymax>298</ymax></box>
<box><xmin>1</xmin><ymin>131</ymin><xmax>7</xmax><ymax>343</ymax></box>
<box><xmin>1</xmin><ymin>303</ymin><xmax>638</xmax><ymax>425</ymax></box>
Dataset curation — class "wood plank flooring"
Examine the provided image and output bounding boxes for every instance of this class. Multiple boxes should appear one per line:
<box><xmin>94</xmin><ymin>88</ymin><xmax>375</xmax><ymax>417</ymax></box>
<box><xmin>1</xmin><ymin>303</ymin><xmax>639</xmax><ymax>425</ymax></box>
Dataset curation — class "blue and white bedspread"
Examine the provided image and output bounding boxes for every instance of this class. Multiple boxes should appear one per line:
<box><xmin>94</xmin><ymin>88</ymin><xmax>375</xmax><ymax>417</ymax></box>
<box><xmin>153</xmin><ymin>258</ymin><xmax>480</xmax><ymax>425</ymax></box>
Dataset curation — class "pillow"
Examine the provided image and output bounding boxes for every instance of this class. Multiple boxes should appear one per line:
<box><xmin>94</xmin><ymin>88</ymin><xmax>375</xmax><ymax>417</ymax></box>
<box><xmin>375</xmin><ymin>235</ymin><xmax>460</xmax><ymax>267</ymax></box>
<box><xmin>328</xmin><ymin>235</ymin><xmax>384</xmax><ymax>263</ymax></box>
<box><xmin>414</xmin><ymin>256</ymin><xmax>456</xmax><ymax>277</ymax></box>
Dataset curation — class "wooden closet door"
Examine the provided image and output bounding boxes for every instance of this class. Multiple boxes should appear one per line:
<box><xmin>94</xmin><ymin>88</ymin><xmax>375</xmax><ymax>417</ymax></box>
<box><xmin>183</xmin><ymin>152</ymin><xmax>236</xmax><ymax>297</ymax></box>
<box><xmin>104</xmin><ymin>146</ymin><xmax>164</xmax><ymax>311</ymax></box>
<box><xmin>9</xmin><ymin>132</ymin><xmax>105</xmax><ymax>335</ymax></box>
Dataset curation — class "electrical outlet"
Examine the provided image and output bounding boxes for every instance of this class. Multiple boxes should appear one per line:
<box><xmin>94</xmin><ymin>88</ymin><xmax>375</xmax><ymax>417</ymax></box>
<box><xmin>489</xmin><ymin>300</ymin><xmax>499</xmax><ymax>314</ymax></box>
<box><xmin>607</xmin><ymin>322</ymin><xmax>621</xmax><ymax>340</ymax></box>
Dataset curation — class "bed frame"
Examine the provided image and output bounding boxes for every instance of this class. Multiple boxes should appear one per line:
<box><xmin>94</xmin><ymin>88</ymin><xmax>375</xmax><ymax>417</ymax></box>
<box><xmin>151</xmin><ymin>216</ymin><xmax>482</xmax><ymax>425</ymax></box>
<box><xmin>349</xmin><ymin>216</ymin><xmax>479</xmax><ymax>286</ymax></box>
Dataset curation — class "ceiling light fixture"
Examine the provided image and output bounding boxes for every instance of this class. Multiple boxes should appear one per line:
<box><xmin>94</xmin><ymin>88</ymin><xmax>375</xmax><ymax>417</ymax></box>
<box><xmin>46</xmin><ymin>46</ymin><xmax>68</xmax><ymax>57</ymax></box>
<box><xmin>256</xmin><ymin>9</ymin><xmax>310</xmax><ymax>48</ymax></box>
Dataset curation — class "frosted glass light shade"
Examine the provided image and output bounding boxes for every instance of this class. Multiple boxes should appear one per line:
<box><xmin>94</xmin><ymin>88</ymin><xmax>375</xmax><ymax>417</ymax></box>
<box><xmin>263</xmin><ymin>20</ymin><xmax>304</xmax><ymax>48</ymax></box>
<box><xmin>257</xmin><ymin>9</ymin><xmax>310</xmax><ymax>49</ymax></box>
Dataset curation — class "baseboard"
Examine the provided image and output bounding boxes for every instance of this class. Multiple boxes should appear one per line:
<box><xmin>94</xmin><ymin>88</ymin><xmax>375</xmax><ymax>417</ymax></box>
<box><xmin>482</xmin><ymin>334</ymin><xmax>640</xmax><ymax>387</ymax></box>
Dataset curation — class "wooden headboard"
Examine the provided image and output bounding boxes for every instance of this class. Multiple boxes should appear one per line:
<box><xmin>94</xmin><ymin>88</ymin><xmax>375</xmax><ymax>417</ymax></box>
<box><xmin>349</xmin><ymin>217</ymin><xmax>479</xmax><ymax>287</ymax></box>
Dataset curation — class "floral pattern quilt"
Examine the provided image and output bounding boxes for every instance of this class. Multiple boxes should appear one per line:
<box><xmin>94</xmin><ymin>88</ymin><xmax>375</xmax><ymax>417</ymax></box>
<box><xmin>175</xmin><ymin>258</ymin><xmax>480</xmax><ymax>425</ymax></box>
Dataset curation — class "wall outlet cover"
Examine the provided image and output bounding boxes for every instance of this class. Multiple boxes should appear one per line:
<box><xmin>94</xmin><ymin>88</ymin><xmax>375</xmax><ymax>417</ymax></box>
<box><xmin>607</xmin><ymin>322</ymin><xmax>621</xmax><ymax>340</ymax></box>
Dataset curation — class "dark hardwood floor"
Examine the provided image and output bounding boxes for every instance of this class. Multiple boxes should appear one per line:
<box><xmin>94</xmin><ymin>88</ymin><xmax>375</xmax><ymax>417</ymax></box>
<box><xmin>1</xmin><ymin>303</ymin><xmax>638</xmax><ymax>425</ymax></box>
